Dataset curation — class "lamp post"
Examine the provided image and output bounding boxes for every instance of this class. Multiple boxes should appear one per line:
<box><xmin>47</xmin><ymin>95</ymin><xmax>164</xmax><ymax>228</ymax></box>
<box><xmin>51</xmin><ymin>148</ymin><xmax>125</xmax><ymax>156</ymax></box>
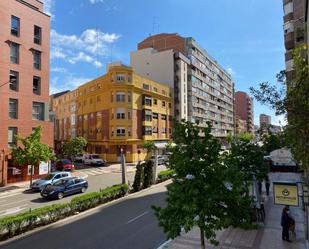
<box><xmin>120</xmin><ymin>148</ymin><xmax>127</xmax><ymax>184</ymax></box>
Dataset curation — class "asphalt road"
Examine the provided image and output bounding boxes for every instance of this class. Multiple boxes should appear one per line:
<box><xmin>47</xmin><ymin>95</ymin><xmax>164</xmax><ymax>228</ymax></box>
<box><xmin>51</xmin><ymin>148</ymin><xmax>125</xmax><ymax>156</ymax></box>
<box><xmin>0</xmin><ymin>181</ymin><xmax>168</xmax><ymax>249</ymax></box>
<box><xmin>0</xmin><ymin>165</ymin><xmax>166</xmax><ymax>218</ymax></box>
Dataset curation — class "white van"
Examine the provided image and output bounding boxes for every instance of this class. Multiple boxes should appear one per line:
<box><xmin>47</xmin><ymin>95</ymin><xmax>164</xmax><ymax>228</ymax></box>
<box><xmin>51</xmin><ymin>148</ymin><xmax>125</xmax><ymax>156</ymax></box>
<box><xmin>83</xmin><ymin>154</ymin><xmax>106</xmax><ymax>166</ymax></box>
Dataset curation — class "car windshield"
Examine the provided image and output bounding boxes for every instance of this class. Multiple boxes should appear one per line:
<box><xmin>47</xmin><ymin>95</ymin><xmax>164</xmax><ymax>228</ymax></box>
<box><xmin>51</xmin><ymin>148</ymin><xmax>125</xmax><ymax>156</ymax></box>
<box><xmin>91</xmin><ymin>155</ymin><xmax>100</xmax><ymax>159</ymax></box>
<box><xmin>43</xmin><ymin>174</ymin><xmax>55</xmax><ymax>180</ymax></box>
<box><xmin>61</xmin><ymin>160</ymin><xmax>71</xmax><ymax>164</ymax></box>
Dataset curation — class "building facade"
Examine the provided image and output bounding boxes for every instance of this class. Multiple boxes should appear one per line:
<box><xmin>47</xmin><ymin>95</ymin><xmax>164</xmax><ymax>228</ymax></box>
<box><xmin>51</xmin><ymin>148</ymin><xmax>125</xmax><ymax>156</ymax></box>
<box><xmin>235</xmin><ymin>91</ymin><xmax>254</xmax><ymax>133</ymax></box>
<box><xmin>235</xmin><ymin>116</ymin><xmax>247</xmax><ymax>134</ymax></box>
<box><xmin>132</xmin><ymin>33</ymin><xmax>235</xmax><ymax>138</ymax></box>
<box><xmin>283</xmin><ymin>0</ymin><xmax>307</xmax><ymax>81</ymax></box>
<box><xmin>51</xmin><ymin>63</ymin><xmax>173</xmax><ymax>163</ymax></box>
<box><xmin>259</xmin><ymin>114</ymin><xmax>271</xmax><ymax>127</ymax></box>
<box><xmin>0</xmin><ymin>0</ymin><xmax>53</xmax><ymax>185</ymax></box>
<box><xmin>50</xmin><ymin>90</ymin><xmax>78</xmax><ymax>153</ymax></box>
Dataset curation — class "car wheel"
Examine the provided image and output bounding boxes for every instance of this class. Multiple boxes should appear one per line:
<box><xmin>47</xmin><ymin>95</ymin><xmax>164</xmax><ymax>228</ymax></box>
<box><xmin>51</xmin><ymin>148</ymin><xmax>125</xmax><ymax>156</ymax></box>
<box><xmin>57</xmin><ymin>192</ymin><xmax>64</xmax><ymax>199</ymax></box>
<box><xmin>81</xmin><ymin>187</ymin><xmax>86</xmax><ymax>193</ymax></box>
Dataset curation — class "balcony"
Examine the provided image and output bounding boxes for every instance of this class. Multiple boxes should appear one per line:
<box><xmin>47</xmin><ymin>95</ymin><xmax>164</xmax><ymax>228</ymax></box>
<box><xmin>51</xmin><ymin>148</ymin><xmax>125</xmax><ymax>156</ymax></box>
<box><xmin>284</xmin><ymin>32</ymin><xmax>295</xmax><ymax>50</ymax></box>
<box><xmin>284</xmin><ymin>13</ymin><xmax>293</xmax><ymax>23</ymax></box>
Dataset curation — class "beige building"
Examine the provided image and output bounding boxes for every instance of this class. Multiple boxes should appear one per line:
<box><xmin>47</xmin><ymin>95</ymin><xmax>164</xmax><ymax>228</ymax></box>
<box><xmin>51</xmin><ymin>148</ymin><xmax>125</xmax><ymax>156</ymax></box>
<box><xmin>132</xmin><ymin>33</ymin><xmax>235</xmax><ymax>138</ymax></box>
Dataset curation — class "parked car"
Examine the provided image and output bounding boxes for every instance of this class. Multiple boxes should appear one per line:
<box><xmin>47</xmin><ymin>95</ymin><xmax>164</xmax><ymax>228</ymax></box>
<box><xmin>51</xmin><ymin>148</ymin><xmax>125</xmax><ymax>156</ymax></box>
<box><xmin>41</xmin><ymin>177</ymin><xmax>88</xmax><ymax>199</ymax></box>
<box><xmin>55</xmin><ymin>159</ymin><xmax>75</xmax><ymax>171</ymax></box>
<box><xmin>31</xmin><ymin>172</ymin><xmax>71</xmax><ymax>191</ymax></box>
<box><xmin>150</xmin><ymin>155</ymin><xmax>165</xmax><ymax>165</ymax></box>
<box><xmin>83</xmin><ymin>154</ymin><xmax>106</xmax><ymax>166</ymax></box>
<box><xmin>74</xmin><ymin>154</ymin><xmax>84</xmax><ymax>163</ymax></box>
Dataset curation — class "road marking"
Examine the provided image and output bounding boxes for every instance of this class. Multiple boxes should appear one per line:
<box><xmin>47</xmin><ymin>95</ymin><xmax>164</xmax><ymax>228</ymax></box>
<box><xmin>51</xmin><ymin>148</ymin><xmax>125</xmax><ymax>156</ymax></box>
<box><xmin>0</xmin><ymin>192</ymin><xmax>22</xmax><ymax>200</ymax></box>
<box><xmin>126</xmin><ymin>211</ymin><xmax>149</xmax><ymax>224</ymax></box>
<box><xmin>0</xmin><ymin>204</ymin><xmax>28</xmax><ymax>217</ymax></box>
<box><xmin>156</xmin><ymin>239</ymin><xmax>172</xmax><ymax>249</ymax></box>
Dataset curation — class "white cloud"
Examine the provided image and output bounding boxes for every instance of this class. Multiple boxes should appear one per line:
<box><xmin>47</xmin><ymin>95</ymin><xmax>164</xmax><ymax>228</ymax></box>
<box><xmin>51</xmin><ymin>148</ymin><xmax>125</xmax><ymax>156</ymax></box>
<box><xmin>41</xmin><ymin>0</ymin><xmax>55</xmax><ymax>19</ymax></box>
<box><xmin>50</xmin><ymin>28</ymin><xmax>120</xmax><ymax>68</ymax></box>
<box><xmin>50</xmin><ymin>74</ymin><xmax>92</xmax><ymax>94</ymax></box>
<box><xmin>50</xmin><ymin>47</ymin><xmax>66</xmax><ymax>59</ymax></box>
<box><xmin>51</xmin><ymin>67</ymin><xmax>67</xmax><ymax>73</ymax></box>
<box><xmin>273</xmin><ymin>115</ymin><xmax>287</xmax><ymax>126</ymax></box>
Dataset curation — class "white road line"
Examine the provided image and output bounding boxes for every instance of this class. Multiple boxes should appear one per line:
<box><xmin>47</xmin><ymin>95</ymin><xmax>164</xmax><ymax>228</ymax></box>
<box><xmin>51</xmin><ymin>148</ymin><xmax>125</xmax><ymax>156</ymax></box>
<box><xmin>156</xmin><ymin>239</ymin><xmax>172</xmax><ymax>249</ymax></box>
<box><xmin>0</xmin><ymin>192</ymin><xmax>21</xmax><ymax>200</ymax></box>
<box><xmin>0</xmin><ymin>204</ymin><xmax>28</xmax><ymax>217</ymax></box>
<box><xmin>126</xmin><ymin>211</ymin><xmax>149</xmax><ymax>224</ymax></box>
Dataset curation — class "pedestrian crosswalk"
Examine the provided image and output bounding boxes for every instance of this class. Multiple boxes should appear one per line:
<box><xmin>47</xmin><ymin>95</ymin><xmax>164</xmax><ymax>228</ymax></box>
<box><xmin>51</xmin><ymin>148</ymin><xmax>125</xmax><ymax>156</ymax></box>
<box><xmin>78</xmin><ymin>167</ymin><xmax>110</xmax><ymax>176</ymax></box>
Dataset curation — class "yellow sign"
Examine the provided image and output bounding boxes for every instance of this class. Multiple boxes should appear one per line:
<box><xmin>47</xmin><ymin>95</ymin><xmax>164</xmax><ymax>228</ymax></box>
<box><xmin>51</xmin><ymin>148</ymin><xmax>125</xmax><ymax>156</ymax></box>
<box><xmin>273</xmin><ymin>182</ymin><xmax>299</xmax><ymax>206</ymax></box>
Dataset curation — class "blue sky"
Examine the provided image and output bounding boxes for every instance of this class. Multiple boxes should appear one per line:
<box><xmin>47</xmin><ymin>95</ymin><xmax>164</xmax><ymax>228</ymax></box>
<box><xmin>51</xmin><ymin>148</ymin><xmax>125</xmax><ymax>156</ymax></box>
<box><xmin>44</xmin><ymin>0</ymin><xmax>285</xmax><ymax>125</ymax></box>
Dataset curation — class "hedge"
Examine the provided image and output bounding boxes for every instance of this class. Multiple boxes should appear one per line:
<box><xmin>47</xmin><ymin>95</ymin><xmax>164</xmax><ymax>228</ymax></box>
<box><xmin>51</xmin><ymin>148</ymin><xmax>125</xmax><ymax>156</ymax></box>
<box><xmin>0</xmin><ymin>184</ymin><xmax>128</xmax><ymax>241</ymax></box>
<box><xmin>157</xmin><ymin>169</ymin><xmax>175</xmax><ymax>182</ymax></box>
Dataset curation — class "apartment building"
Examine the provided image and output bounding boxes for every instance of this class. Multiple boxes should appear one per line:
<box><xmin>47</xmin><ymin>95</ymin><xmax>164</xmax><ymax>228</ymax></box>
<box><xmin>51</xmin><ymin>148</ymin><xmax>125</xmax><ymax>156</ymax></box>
<box><xmin>283</xmin><ymin>0</ymin><xmax>307</xmax><ymax>81</ymax></box>
<box><xmin>259</xmin><ymin>114</ymin><xmax>271</xmax><ymax>127</ymax></box>
<box><xmin>50</xmin><ymin>90</ymin><xmax>78</xmax><ymax>153</ymax></box>
<box><xmin>0</xmin><ymin>0</ymin><xmax>53</xmax><ymax>185</ymax></box>
<box><xmin>236</xmin><ymin>116</ymin><xmax>247</xmax><ymax>134</ymax></box>
<box><xmin>131</xmin><ymin>33</ymin><xmax>235</xmax><ymax>138</ymax></box>
<box><xmin>51</xmin><ymin>63</ymin><xmax>173</xmax><ymax>163</ymax></box>
<box><xmin>235</xmin><ymin>91</ymin><xmax>254</xmax><ymax>134</ymax></box>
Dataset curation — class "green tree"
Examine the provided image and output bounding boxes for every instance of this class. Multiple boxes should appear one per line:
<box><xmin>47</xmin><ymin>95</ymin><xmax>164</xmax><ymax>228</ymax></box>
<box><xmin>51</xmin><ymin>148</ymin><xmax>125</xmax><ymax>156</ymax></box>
<box><xmin>11</xmin><ymin>126</ymin><xmax>56</xmax><ymax>188</ymax></box>
<box><xmin>143</xmin><ymin>160</ymin><xmax>154</xmax><ymax>188</ymax></box>
<box><xmin>143</xmin><ymin>140</ymin><xmax>156</xmax><ymax>159</ymax></box>
<box><xmin>153</xmin><ymin>120</ymin><xmax>252</xmax><ymax>249</ymax></box>
<box><xmin>132</xmin><ymin>161</ymin><xmax>144</xmax><ymax>192</ymax></box>
<box><xmin>261</xmin><ymin>130</ymin><xmax>286</xmax><ymax>155</ymax></box>
<box><xmin>226</xmin><ymin>134</ymin><xmax>268</xmax><ymax>182</ymax></box>
<box><xmin>250</xmin><ymin>44</ymin><xmax>309</xmax><ymax>171</ymax></box>
<box><xmin>63</xmin><ymin>137</ymin><xmax>87</xmax><ymax>161</ymax></box>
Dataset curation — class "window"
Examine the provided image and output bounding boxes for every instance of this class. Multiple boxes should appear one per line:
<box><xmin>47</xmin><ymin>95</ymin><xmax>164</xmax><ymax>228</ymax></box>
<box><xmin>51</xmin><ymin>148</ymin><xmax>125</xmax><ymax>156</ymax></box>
<box><xmin>128</xmin><ymin>92</ymin><xmax>132</xmax><ymax>102</ymax></box>
<box><xmin>143</xmin><ymin>83</ymin><xmax>150</xmax><ymax>90</ymax></box>
<box><xmin>143</xmin><ymin>95</ymin><xmax>152</xmax><ymax>106</ymax></box>
<box><xmin>162</xmin><ymin>101</ymin><xmax>166</xmax><ymax>107</ymax></box>
<box><xmin>152</xmin><ymin>113</ymin><xmax>158</xmax><ymax>119</ymax></box>
<box><xmin>116</xmin><ymin>74</ymin><xmax>125</xmax><ymax>82</ymax></box>
<box><xmin>143</xmin><ymin>126</ymin><xmax>152</xmax><ymax>136</ymax></box>
<box><xmin>111</xmin><ymin>92</ymin><xmax>114</xmax><ymax>102</ymax></box>
<box><xmin>168</xmin><ymin>102</ymin><xmax>172</xmax><ymax>108</ymax></box>
<box><xmin>161</xmin><ymin>114</ymin><xmax>167</xmax><ymax>120</ymax></box>
<box><xmin>128</xmin><ymin>127</ymin><xmax>132</xmax><ymax>136</ymax></box>
<box><xmin>33</xmin><ymin>76</ymin><xmax>41</xmax><ymax>95</ymax></box>
<box><xmin>10</xmin><ymin>42</ymin><xmax>19</xmax><ymax>64</ymax></box>
<box><xmin>11</xmin><ymin>16</ymin><xmax>20</xmax><ymax>36</ymax></box>
<box><xmin>144</xmin><ymin>109</ymin><xmax>152</xmax><ymax>121</ymax></box>
<box><xmin>9</xmin><ymin>99</ymin><xmax>18</xmax><ymax>119</ymax></box>
<box><xmin>153</xmin><ymin>126</ymin><xmax>158</xmax><ymax>133</ymax></box>
<box><xmin>32</xmin><ymin>102</ymin><xmax>44</xmax><ymax>120</ymax></box>
<box><xmin>128</xmin><ymin>74</ymin><xmax>132</xmax><ymax>82</ymax></box>
<box><xmin>97</xmin><ymin>95</ymin><xmax>101</xmax><ymax>102</ymax></box>
<box><xmin>8</xmin><ymin>127</ymin><xmax>17</xmax><ymax>147</ymax></box>
<box><xmin>34</xmin><ymin>25</ymin><xmax>42</xmax><ymax>44</ymax></box>
<box><xmin>116</xmin><ymin>92</ymin><xmax>125</xmax><ymax>102</ymax></box>
<box><xmin>9</xmin><ymin>71</ymin><xmax>19</xmax><ymax>91</ymax></box>
<box><xmin>162</xmin><ymin>127</ymin><xmax>167</xmax><ymax>133</ymax></box>
<box><xmin>116</xmin><ymin>127</ymin><xmax>125</xmax><ymax>136</ymax></box>
<box><xmin>116</xmin><ymin>108</ymin><xmax>126</xmax><ymax>119</ymax></box>
<box><xmin>71</xmin><ymin>114</ymin><xmax>76</xmax><ymax>125</ymax></box>
<box><xmin>33</xmin><ymin>50</ymin><xmax>41</xmax><ymax>70</ymax></box>
<box><xmin>153</xmin><ymin>99</ymin><xmax>157</xmax><ymax>105</ymax></box>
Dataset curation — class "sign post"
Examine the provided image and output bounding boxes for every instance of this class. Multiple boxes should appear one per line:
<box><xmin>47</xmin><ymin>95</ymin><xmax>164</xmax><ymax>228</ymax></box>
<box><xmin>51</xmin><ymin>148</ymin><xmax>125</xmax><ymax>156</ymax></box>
<box><xmin>273</xmin><ymin>181</ymin><xmax>299</xmax><ymax>206</ymax></box>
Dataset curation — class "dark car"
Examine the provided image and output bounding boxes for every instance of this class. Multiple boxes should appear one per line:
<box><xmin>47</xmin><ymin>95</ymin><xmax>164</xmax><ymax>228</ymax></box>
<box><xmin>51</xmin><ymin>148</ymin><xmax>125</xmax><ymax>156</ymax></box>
<box><xmin>55</xmin><ymin>159</ymin><xmax>75</xmax><ymax>171</ymax></box>
<box><xmin>41</xmin><ymin>177</ymin><xmax>88</xmax><ymax>199</ymax></box>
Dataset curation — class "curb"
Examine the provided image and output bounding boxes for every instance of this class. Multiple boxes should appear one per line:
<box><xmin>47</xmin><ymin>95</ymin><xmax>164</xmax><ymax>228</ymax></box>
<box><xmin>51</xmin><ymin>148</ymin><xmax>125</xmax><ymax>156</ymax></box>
<box><xmin>0</xmin><ymin>179</ymin><xmax>172</xmax><ymax>246</ymax></box>
<box><xmin>156</xmin><ymin>239</ymin><xmax>171</xmax><ymax>249</ymax></box>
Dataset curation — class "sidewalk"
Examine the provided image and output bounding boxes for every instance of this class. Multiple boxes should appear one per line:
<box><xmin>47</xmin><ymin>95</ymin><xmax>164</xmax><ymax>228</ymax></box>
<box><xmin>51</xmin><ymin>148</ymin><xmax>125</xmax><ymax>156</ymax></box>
<box><xmin>163</xmin><ymin>172</ymin><xmax>307</xmax><ymax>249</ymax></box>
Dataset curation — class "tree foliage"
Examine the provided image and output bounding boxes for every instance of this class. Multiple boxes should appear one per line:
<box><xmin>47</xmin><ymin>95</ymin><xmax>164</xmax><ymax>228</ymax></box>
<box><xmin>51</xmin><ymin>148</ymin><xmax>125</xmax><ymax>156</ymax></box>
<box><xmin>63</xmin><ymin>137</ymin><xmax>87</xmax><ymax>160</ymax></box>
<box><xmin>153</xmin><ymin>120</ymin><xmax>253</xmax><ymax>248</ymax></box>
<box><xmin>11</xmin><ymin>126</ymin><xmax>56</xmax><ymax>187</ymax></box>
<box><xmin>261</xmin><ymin>130</ymin><xmax>286</xmax><ymax>155</ymax></box>
<box><xmin>250</xmin><ymin>44</ymin><xmax>309</xmax><ymax>170</ymax></box>
<box><xmin>132</xmin><ymin>161</ymin><xmax>144</xmax><ymax>192</ymax></box>
<box><xmin>143</xmin><ymin>160</ymin><xmax>154</xmax><ymax>189</ymax></box>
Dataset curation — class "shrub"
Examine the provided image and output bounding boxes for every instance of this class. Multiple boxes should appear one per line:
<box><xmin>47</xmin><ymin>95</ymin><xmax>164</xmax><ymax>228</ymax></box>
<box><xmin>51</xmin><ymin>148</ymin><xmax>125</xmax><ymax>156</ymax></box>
<box><xmin>157</xmin><ymin>169</ymin><xmax>175</xmax><ymax>182</ymax></box>
<box><xmin>0</xmin><ymin>184</ymin><xmax>128</xmax><ymax>241</ymax></box>
<box><xmin>143</xmin><ymin>160</ymin><xmax>154</xmax><ymax>189</ymax></box>
<box><xmin>132</xmin><ymin>162</ymin><xmax>144</xmax><ymax>192</ymax></box>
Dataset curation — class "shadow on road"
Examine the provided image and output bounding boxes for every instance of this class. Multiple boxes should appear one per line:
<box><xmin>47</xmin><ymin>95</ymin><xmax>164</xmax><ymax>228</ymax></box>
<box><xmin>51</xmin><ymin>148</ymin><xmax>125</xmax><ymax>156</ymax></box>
<box><xmin>1</xmin><ymin>190</ymin><xmax>168</xmax><ymax>249</ymax></box>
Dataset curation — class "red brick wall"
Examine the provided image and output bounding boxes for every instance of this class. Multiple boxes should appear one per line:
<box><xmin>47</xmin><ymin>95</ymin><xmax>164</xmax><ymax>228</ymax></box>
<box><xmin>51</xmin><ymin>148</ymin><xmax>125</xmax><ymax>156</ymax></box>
<box><xmin>0</xmin><ymin>0</ymin><xmax>53</xmax><ymax>153</ymax></box>
<box><xmin>138</xmin><ymin>33</ymin><xmax>186</xmax><ymax>54</ymax></box>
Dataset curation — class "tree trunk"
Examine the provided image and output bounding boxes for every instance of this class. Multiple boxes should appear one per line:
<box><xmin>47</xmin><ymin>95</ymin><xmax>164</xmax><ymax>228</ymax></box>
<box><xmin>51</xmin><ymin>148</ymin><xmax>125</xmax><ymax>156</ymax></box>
<box><xmin>200</xmin><ymin>227</ymin><xmax>206</xmax><ymax>249</ymax></box>
<box><xmin>29</xmin><ymin>165</ymin><xmax>33</xmax><ymax>188</ymax></box>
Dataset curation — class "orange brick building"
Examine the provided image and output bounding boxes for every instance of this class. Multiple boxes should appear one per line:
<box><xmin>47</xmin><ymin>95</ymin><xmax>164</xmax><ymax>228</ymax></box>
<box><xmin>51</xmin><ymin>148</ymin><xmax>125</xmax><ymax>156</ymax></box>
<box><xmin>0</xmin><ymin>0</ymin><xmax>53</xmax><ymax>185</ymax></box>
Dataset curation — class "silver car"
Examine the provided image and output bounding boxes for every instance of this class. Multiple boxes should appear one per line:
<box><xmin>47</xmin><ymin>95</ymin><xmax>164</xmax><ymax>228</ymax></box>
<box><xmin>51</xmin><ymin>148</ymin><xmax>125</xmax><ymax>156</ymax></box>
<box><xmin>31</xmin><ymin>172</ymin><xmax>71</xmax><ymax>191</ymax></box>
